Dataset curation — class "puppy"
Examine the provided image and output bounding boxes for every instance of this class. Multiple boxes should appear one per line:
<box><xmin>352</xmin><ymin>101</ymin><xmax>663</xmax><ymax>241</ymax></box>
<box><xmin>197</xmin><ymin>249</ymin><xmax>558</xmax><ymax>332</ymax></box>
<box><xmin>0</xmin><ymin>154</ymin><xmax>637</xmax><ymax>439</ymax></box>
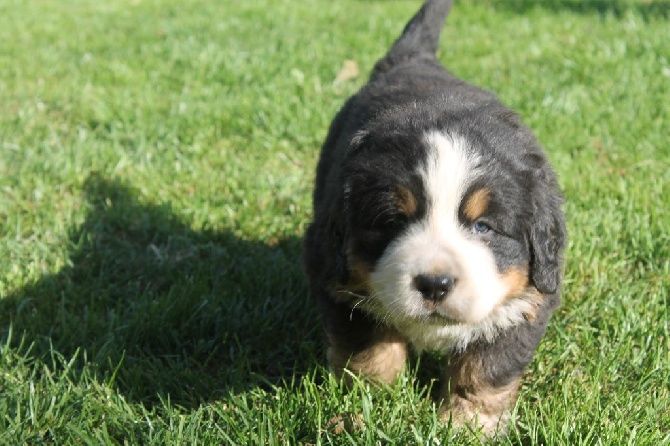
<box><xmin>304</xmin><ymin>0</ymin><xmax>566</xmax><ymax>436</ymax></box>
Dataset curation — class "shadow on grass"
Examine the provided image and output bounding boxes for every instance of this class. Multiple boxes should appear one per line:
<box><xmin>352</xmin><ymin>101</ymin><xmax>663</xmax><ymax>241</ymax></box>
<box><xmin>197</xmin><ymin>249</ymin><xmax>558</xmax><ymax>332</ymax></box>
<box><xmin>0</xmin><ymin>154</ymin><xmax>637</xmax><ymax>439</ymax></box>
<box><xmin>481</xmin><ymin>0</ymin><xmax>670</xmax><ymax>20</ymax></box>
<box><xmin>0</xmin><ymin>174</ymin><xmax>321</xmax><ymax>407</ymax></box>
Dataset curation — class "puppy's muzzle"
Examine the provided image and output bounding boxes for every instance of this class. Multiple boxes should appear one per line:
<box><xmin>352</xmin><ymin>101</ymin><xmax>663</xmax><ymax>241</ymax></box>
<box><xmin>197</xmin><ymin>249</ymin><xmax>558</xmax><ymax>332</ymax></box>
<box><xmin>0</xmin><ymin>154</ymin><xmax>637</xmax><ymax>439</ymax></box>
<box><xmin>413</xmin><ymin>273</ymin><xmax>456</xmax><ymax>303</ymax></box>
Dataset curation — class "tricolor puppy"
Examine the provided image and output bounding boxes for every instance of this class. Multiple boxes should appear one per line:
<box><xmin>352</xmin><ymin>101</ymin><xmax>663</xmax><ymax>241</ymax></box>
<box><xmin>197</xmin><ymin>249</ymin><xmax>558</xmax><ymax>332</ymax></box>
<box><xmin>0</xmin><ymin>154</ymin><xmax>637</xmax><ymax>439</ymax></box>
<box><xmin>304</xmin><ymin>0</ymin><xmax>566</xmax><ymax>436</ymax></box>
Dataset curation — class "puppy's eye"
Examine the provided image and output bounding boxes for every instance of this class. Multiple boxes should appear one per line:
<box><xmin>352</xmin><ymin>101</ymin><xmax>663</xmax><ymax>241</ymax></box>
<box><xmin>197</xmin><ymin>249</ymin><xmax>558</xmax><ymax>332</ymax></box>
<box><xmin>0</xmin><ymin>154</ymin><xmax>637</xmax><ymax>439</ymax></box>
<box><xmin>472</xmin><ymin>220</ymin><xmax>492</xmax><ymax>234</ymax></box>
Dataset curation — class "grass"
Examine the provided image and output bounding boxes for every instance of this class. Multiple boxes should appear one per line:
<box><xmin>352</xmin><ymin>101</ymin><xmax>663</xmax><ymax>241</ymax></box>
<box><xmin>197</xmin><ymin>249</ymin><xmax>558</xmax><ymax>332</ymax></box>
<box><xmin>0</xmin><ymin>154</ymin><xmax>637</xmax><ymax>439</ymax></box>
<box><xmin>0</xmin><ymin>0</ymin><xmax>668</xmax><ymax>443</ymax></box>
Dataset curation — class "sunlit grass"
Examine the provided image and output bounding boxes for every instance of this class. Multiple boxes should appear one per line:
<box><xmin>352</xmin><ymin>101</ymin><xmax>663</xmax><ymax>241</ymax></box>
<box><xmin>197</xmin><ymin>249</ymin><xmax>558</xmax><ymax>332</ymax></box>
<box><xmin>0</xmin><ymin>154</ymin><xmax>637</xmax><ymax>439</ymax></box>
<box><xmin>1</xmin><ymin>0</ymin><xmax>668</xmax><ymax>443</ymax></box>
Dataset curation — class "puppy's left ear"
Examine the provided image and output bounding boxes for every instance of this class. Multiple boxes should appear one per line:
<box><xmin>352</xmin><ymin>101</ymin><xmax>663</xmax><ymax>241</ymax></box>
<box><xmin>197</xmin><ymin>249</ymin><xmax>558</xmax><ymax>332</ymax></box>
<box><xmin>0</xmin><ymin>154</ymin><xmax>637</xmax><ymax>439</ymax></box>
<box><xmin>526</xmin><ymin>155</ymin><xmax>567</xmax><ymax>295</ymax></box>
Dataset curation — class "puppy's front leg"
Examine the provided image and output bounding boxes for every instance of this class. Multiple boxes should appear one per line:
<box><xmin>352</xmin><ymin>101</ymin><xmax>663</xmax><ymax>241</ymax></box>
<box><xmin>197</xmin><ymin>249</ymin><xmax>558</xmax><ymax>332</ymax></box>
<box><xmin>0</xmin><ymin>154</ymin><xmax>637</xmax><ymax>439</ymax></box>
<box><xmin>441</xmin><ymin>349</ymin><xmax>521</xmax><ymax>437</ymax></box>
<box><xmin>321</xmin><ymin>297</ymin><xmax>408</xmax><ymax>384</ymax></box>
<box><xmin>328</xmin><ymin>328</ymin><xmax>408</xmax><ymax>385</ymax></box>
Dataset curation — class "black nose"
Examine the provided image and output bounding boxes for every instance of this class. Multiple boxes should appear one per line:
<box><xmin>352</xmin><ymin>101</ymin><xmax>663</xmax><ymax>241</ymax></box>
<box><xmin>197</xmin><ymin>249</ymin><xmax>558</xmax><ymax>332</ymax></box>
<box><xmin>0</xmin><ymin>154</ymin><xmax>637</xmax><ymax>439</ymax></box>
<box><xmin>413</xmin><ymin>274</ymin><xmax>456</xmax><ymax>302</ymax></box>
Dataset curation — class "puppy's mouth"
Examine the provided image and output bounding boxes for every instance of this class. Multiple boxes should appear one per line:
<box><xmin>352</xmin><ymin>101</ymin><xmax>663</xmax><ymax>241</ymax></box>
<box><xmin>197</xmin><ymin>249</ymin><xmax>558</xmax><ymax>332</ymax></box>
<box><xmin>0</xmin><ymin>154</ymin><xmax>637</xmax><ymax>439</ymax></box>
<box><xmin>414</xmin><ymin>287</ymin><xmax>471</xmax><ymax>324</ymax></box>
<box><xmin>425</xmin><ymin>310</ymin><xmax>461</xmax><ymax>325</ymax></box>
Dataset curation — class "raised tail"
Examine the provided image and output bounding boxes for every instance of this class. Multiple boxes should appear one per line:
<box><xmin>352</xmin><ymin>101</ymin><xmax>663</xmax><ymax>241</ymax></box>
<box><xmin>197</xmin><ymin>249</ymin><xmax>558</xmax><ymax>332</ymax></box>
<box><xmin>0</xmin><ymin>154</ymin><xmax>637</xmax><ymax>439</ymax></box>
<box><xmin>372</xmin><ymin>0</ymin><xmax>453</xmax><ymax>77</ymax></box>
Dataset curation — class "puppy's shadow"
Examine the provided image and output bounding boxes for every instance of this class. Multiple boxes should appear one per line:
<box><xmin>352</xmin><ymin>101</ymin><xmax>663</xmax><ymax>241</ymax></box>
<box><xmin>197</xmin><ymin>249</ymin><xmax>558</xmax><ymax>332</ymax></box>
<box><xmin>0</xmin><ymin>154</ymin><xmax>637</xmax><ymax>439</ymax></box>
<box><xmin>0</xmin><ymin>174</ymin><xmax>320</xmax><ymax>407</ymax></box>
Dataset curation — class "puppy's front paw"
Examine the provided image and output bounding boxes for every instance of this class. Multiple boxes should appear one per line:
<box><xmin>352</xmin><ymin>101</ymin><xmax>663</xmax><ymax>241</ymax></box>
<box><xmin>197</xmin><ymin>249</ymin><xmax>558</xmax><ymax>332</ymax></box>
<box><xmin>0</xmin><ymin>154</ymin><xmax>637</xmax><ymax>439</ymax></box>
<box><xmin>440</xmin><ymin>397</ymin><xmax>511</xmax><ymax>438</ymax></box>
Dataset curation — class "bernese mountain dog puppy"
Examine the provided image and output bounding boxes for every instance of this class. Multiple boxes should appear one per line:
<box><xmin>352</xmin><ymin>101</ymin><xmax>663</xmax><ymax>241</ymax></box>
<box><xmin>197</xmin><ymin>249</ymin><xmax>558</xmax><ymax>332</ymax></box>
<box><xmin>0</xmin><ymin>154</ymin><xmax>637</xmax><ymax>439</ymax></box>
<box><xmin>304</xmin><ymin>0</ymin><xmax>566</xmax><ymax>436</ymax></box>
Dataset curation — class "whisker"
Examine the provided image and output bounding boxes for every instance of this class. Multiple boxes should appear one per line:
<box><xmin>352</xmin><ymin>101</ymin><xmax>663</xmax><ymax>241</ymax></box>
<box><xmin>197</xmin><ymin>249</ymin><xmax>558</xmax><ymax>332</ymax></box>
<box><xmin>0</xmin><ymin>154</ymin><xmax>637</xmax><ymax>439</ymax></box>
<box><xmin>336</xmin><ymin>289</ymin><xmax>369</xmax><ymax>300</ymax></box>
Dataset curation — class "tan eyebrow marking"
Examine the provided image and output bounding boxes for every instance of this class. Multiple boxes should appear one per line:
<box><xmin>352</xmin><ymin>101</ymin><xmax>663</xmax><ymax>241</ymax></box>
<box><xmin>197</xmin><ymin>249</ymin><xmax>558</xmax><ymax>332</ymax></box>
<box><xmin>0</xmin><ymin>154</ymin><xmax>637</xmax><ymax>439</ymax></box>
<box><xmin>395</xmin><ymin>186</ymin><xmax>418</xmax><ymax>217</ymax></box>
<box><xmin>463</xmin><ymin>187</ymin><xmax>491</xmax><ymax>221</ymax></box>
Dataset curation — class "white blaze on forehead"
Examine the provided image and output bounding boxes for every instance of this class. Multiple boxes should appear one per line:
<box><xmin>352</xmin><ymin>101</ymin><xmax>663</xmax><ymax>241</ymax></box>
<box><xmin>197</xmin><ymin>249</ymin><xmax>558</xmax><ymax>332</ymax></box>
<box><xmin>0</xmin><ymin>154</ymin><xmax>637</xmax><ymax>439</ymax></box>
<box><xmin>422</xmin><ymin>131</ymin><xmax>478</xmax><ymax>225</ymax></box>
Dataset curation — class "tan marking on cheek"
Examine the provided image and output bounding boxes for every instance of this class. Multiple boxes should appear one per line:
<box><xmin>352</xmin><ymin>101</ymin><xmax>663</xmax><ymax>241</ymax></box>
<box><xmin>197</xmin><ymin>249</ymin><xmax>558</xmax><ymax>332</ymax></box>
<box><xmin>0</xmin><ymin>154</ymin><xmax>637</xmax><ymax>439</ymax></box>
<box><xmin>463</xmin><ymin>187</ymin><xmax>491</xmax><ymax>221</ymax></box>
<box><xmin>500</xmin><ymin>266</ymin><xmax>546</xmax><ymax>321</ymax></box>
<box><xmin>330</xmin><ymin>253</ymin><xmax>373</xmax><ymax>301</ymax></box>
<box><xmin>395</xmin><ymin>186</ymin><xmax>418</xmax><ymax>217</ymax></box>
<box><xmin>500</xmin><ymin>266</ymin><xmax>530</xmax><ymax>298</ymax></box>
<box><xmin>521</xmin><ymin>286</ymin><xmax>545</xmax><ymax>322</ymax></box>
<box><xmin>347</xmin><ymin>255</ymin><xmax>372</xmax><ymax>293</ymax></box>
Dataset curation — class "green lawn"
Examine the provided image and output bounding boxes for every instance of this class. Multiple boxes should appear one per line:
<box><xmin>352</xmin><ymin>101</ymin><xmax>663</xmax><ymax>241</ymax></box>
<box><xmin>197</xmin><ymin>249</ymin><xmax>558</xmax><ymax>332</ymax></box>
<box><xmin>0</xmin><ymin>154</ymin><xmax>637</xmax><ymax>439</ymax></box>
<box><xmin>1</xmin><ymin>0</ymin><xmax>668</xmax><ymax>443</ymax></box>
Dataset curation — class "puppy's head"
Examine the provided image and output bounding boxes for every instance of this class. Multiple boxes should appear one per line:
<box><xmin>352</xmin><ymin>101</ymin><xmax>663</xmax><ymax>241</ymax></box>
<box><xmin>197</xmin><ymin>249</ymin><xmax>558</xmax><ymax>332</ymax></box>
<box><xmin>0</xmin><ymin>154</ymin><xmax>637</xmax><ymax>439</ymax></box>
<box><xmin>340</xmin><ymin>115</ymin><xmax>565</xmax><ymax>326</ymax></box>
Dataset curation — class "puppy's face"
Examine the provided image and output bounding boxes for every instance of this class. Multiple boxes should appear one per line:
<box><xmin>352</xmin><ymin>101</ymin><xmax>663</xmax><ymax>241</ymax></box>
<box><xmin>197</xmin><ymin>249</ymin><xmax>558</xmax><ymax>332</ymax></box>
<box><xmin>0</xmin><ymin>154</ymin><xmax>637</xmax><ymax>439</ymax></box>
<box><xmin>343</xmin><ymin>126</ymin><xmax>563</xmax><ymax>327</ymax></box>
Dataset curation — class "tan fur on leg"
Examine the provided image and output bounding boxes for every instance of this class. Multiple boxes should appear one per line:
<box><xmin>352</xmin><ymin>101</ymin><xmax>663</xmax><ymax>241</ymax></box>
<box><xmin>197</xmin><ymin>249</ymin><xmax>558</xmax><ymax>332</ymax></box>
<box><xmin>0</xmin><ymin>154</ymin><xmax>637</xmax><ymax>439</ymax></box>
<box><xmin>328</xmin><ymin>329</ymin><xmax>408</xmax><ymax>384</ymax></box>
<box><xmin>440</xmin><ymin>351</ymin><xmax>521</xmax><ymax>437</ymax></box>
